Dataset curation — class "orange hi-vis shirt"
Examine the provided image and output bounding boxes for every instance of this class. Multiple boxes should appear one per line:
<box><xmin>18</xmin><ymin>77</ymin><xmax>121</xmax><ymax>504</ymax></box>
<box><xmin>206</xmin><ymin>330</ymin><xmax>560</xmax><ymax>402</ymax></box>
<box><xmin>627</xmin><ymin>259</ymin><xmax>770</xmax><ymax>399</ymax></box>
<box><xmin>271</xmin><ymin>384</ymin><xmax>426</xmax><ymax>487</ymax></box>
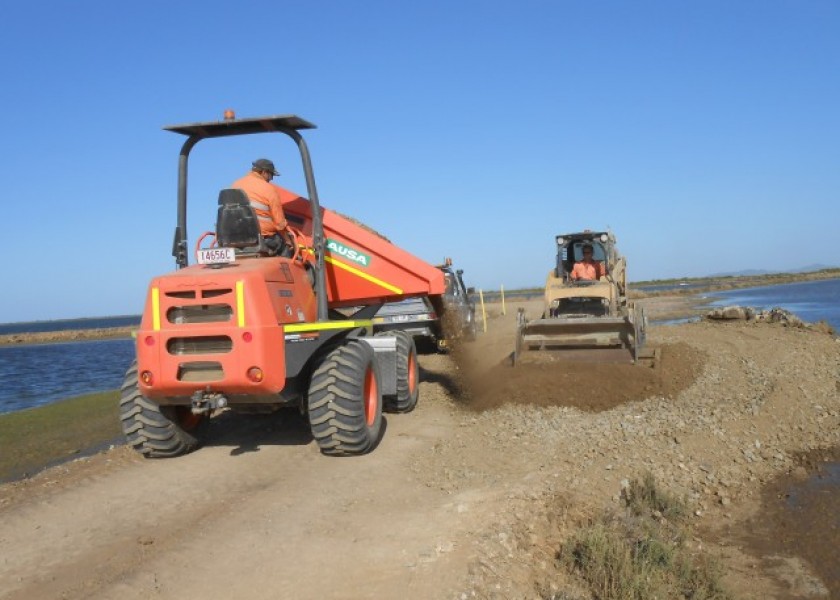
<box><xmin>231</xmin><ymin>171</ymin><xmax>288</xmax><ymax>237</ymax></box>
<box><xmin>571</xmin><ymin>260</ymin><xmax>605</xmax><ymax>281</ymax></box>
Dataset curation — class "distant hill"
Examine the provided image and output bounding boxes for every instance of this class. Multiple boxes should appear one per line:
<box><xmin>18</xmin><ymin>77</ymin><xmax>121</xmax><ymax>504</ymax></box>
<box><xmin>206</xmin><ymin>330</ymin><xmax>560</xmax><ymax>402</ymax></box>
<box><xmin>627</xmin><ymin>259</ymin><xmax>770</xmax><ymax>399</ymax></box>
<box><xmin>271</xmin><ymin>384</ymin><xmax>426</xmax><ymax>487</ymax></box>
<box><xmin>709</xmin><ymin>264</ymin><xmax>837</xmax><ymax>278</ymax></box>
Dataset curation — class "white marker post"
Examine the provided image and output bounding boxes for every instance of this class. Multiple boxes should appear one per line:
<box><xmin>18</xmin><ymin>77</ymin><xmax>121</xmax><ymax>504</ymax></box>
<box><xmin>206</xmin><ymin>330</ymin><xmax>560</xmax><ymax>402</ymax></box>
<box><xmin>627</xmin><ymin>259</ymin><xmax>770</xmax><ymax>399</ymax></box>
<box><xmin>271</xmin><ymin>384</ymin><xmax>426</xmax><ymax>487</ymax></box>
<box><xmin>479</xmin><ymin>289</ymin><xmax>488</xmax><ymax>333</ymax></box>
<box><xmin>500</xmin><ymin>284</ymin><xmax>506</xmax><ymax>316</ymax></box>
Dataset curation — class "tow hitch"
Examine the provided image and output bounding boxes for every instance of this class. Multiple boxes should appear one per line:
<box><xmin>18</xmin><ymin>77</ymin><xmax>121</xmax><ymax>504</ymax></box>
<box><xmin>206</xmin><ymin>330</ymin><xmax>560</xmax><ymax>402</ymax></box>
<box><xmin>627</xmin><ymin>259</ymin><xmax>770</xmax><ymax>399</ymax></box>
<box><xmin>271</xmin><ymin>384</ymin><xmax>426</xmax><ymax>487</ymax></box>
<box><xmin>191</xmin><ymin>389</ymin><xmax>228</xmax><ymax>415</ymax></box>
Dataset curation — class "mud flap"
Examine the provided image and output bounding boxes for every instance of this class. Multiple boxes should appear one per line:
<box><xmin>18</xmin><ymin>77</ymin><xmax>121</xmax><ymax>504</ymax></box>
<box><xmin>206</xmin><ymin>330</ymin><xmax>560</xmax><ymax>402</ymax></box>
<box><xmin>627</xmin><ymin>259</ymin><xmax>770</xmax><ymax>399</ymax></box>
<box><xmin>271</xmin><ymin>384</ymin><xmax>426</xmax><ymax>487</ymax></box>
<box><xmin>360</xmin><ymin>335</ymin><xmax>397</xmax><ymax>396</ymax></box>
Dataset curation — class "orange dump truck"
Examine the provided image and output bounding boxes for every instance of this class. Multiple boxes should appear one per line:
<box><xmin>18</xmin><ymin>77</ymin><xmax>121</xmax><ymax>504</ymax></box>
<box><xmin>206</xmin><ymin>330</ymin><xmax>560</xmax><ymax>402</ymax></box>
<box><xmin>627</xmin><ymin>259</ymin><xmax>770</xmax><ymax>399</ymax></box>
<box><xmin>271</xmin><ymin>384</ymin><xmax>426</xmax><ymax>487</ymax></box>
<box><xmin>121</xmin><ymin>114</ymin><xmax>444</xmax><ymax>458</ymax></box>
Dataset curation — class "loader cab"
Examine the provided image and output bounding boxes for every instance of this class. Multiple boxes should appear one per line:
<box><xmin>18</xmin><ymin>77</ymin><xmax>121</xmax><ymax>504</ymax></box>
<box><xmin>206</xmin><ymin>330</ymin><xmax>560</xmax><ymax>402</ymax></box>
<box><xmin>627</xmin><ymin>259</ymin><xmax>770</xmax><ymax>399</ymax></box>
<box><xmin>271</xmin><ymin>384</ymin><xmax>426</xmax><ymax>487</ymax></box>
<box><xmin>555</xmin><ymin>231</ymin><xmax>613</xmax><ymax>281</ymax></box>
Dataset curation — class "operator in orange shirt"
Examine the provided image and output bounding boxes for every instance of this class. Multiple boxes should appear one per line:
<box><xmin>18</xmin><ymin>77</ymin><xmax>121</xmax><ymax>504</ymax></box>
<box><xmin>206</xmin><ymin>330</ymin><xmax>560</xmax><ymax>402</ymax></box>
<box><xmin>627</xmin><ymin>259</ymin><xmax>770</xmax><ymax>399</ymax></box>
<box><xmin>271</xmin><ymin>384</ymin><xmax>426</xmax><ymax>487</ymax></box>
<box><xmin>231</xmin><ymin>158</ymin><xmax>292</xmax><ymax>255</ymax></box>
<box><xmin>571</xmin><ymin>244</ymin><xmax>605</xmax><ymax>281</ymax></box>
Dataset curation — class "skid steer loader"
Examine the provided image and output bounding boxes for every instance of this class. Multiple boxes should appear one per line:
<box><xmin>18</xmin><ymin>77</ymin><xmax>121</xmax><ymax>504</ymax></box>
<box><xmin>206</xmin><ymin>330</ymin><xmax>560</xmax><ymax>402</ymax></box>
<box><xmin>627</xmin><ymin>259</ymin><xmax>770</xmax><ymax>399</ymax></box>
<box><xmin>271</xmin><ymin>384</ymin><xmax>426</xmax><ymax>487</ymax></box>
<box><xmin>513</xmin><ymin>231</ymin><xmax>653</xmax><ymax>365</ymax></box>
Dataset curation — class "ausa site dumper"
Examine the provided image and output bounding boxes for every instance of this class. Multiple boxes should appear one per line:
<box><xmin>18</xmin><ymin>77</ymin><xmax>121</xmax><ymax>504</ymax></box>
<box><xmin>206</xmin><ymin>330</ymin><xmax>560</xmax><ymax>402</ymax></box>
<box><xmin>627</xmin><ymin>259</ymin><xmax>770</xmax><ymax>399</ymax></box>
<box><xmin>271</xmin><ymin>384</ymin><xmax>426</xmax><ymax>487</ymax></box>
<box><xmin>513</xmin><ymin>230</ymin><xmax>651</xmax><ymax>365</ymax></box>
<box><xmin>120</xmin><ymin>113</ymin><xmax>445</xmax><ymax>458</ymax></box>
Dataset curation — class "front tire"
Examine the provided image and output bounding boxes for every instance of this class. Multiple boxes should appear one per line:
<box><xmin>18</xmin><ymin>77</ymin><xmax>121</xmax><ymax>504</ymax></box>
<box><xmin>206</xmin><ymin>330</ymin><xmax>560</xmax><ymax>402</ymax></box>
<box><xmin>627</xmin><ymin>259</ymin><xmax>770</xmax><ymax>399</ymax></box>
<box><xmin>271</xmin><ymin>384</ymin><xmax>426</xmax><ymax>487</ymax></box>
<box><xmin>119</xmin><ymin>361</ymin><xmax>204</xmax><ymax>458</ymax></box>
<box><xmin>307</xmin><ymin>340</ymin><xmax>383</xmax><ymax>456</ymax></box>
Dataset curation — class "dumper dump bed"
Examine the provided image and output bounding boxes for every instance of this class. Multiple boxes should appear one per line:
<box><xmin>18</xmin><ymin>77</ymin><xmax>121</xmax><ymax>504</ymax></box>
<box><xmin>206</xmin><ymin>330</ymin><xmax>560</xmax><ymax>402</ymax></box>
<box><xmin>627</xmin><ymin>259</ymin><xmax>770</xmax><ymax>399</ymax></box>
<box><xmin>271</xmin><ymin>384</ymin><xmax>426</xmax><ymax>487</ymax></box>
<box><xmin>281</xmin><ymin>194</ymin><xmax>445</xmax><ymax>308</ymax></box>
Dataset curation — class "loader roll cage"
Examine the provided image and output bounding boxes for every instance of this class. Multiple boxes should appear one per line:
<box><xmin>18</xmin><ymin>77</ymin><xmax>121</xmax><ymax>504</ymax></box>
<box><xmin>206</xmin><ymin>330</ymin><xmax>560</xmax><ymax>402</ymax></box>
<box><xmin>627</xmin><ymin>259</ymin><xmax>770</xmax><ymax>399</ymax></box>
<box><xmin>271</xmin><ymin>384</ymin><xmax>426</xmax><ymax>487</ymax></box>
<box><xmin>164</xmin><ymin>114</ymin><xmax>330</xmax><ymax>321</ymax></box>
<box><xmin>555</xmin><ymin>231</ymin><xmax>613</xmax><ymax>281</ymax></box>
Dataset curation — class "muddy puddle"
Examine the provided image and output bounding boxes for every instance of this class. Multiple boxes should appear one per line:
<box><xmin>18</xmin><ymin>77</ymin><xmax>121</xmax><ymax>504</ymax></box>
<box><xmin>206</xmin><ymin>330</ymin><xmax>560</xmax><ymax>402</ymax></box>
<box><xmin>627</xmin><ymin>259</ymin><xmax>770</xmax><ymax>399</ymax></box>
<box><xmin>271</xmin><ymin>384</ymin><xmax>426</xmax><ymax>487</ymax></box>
<box><xmin>736</xmin><ymin>448</ymin><xmax>840</xmax><ymax>598</ymax></box>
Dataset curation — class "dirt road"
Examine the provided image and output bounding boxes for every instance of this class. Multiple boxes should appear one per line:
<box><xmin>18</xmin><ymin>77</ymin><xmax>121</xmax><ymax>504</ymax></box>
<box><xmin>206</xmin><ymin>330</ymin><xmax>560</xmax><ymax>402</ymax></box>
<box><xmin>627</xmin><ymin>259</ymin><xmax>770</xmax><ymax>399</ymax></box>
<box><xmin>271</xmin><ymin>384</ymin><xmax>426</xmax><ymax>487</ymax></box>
<box><xmin>1</xmin><ymin>299</ymin><xmax>839</xmax><ymax>599</ymax></box>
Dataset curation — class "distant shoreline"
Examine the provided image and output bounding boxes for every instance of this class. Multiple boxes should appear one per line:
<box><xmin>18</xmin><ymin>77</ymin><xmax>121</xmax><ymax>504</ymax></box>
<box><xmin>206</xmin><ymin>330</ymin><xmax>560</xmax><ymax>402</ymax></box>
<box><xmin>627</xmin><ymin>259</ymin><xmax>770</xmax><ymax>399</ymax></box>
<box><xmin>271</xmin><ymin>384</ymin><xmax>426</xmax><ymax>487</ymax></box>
<box><xmin>629</xmin><ymin>268</ymin><xmax>840</xmax><ymax>298</ymax></box>
<box><xmin>0</xmin><ymin>327</ymin><xmax>135</xmax><ymax>346</ymax></box>
<box><xmin>2</xmin><ymin>270</ymin><xmax>838</xmax><ymax>346</ymax></box>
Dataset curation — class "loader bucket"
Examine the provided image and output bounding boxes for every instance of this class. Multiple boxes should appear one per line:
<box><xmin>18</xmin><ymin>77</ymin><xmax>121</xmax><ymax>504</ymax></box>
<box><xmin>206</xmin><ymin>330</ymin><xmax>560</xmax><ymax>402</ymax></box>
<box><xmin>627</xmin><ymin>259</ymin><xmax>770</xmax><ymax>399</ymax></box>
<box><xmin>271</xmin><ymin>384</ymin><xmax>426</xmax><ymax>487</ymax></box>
<box><xmin>513</xmin><ymin>306</ymin><xmax>650</xmax><ymax>366</ymax></box>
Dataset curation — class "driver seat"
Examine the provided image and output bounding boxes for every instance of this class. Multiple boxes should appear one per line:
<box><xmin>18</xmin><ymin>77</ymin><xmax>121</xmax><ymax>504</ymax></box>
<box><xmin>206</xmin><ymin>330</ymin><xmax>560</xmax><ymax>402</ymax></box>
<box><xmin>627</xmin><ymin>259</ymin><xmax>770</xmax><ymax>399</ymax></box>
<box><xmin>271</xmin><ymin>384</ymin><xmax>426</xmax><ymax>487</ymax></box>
<box><xmin>215</xmin><ymin>189</ymin><xmax>272</xmax><ymax>256</ymax></box>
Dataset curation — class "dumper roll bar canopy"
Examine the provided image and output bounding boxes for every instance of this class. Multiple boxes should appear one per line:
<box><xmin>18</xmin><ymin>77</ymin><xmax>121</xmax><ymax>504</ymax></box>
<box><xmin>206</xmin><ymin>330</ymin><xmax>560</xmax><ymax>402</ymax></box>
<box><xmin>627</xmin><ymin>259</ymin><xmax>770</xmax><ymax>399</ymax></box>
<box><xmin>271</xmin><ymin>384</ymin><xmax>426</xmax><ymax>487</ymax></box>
<box><xmin>164</xmin><ymin>114</ymin><xmax>329</xmax><ymax>320</ymax></box>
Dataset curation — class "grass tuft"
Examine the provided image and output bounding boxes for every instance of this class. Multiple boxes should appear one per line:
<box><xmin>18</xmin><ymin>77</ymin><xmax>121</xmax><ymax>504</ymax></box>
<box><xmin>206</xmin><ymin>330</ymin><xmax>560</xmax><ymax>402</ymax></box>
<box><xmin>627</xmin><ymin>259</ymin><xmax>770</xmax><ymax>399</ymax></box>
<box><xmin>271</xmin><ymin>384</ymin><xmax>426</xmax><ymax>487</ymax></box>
<box><xmin>558</xmin><ymin>473</ymin><xmax>731</xmax><ymax>600</ymax></box>
<box><xmin>623</xmin><ymin>471</ymin><xmax>687</xmax><ymax>521</ymax></box>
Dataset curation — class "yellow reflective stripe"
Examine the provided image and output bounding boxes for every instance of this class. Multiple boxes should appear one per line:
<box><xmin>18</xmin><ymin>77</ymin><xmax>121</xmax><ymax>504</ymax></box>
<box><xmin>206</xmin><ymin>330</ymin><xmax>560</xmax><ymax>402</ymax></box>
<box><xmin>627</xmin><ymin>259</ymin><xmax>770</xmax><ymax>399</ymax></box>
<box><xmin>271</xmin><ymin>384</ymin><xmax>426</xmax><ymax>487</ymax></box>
<box><xmin>151</xmin><ymin>287</ymin><xmax>161</xmax><ymax>331</ymax></box>
<box><xmin>284</xmin><ymin>320</ymin><xmax>373</xmax><ymax>333</ymax></box>
<box><xmin>236</xmin><ymin>281</ymin><xmax>245</xmax><ymax>327</ymax></box>
<box><xmin>324</xmin><ymin>255</ymin><xmax>403</xmax><ymax>294</ymax></box>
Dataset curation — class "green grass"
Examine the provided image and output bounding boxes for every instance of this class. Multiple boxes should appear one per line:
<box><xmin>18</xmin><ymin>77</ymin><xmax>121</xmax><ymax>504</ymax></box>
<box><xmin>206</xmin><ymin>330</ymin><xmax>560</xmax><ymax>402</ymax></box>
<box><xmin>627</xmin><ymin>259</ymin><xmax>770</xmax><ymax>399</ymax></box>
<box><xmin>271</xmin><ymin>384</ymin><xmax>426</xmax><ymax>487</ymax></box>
<box><xmin>557</xmin><ymin>474</ymin><xmax>731</xmax><ymax>600</ymax></box>
<box><xmin>0</xmin><ymin>391</ymin><xmax>122</xmax><ymax>482</ymax></box>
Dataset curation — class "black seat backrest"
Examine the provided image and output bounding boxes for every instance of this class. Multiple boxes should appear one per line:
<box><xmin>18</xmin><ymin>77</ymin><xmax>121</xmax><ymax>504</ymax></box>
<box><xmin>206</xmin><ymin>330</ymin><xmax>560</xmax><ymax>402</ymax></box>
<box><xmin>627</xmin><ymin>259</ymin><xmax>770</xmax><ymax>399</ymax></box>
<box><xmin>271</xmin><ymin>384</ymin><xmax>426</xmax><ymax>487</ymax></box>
<box><xmin>216</xmin><ymin>189</ymin><xmax>264</xmax><ymax>250</ymax></box>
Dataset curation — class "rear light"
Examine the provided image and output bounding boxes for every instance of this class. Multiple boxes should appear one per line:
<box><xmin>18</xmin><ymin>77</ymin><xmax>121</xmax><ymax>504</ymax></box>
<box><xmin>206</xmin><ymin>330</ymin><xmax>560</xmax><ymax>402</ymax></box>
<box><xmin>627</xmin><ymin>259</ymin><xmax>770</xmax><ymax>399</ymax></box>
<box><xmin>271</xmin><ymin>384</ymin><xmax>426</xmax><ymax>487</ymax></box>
<box><xmin>242</xmin><ymin>331</ymin><xmax>253</xmax><ymax>343</ymax></box>
<box><xmin>144</xmin><ymin>336</ymin><xmax>155</xmax><ymax>346</ymax></box>
<box><xmin>246</xmin><ymin>367</ymin><xmax>263</xmax><ymax>383</ymax></box>
<box><xmin>140</xmin><ymin>371</ymin><xmax>154</xmax><ymax>386</ymax></box>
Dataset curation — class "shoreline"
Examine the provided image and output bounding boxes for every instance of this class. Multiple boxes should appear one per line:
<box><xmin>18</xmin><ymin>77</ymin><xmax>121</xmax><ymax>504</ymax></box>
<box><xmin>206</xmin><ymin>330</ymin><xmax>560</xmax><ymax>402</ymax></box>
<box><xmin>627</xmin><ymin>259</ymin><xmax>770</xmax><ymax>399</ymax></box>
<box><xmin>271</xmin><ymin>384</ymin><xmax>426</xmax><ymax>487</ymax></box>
<box><xmin>4</xmin><ymin>271</ymin><xmax>838</xmax><ymax>347</ymax></box>
<box><xmin>0</xmin><ymin>326</ymin><xmax>135</xmax><ymax>346</ymax></box>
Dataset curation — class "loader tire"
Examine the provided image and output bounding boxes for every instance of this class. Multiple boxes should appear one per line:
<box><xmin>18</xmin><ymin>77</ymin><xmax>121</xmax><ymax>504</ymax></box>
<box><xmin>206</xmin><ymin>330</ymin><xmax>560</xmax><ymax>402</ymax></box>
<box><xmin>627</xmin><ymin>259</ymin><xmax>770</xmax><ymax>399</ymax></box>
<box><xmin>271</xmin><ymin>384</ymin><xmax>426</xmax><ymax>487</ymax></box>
<box><xmin>119</xmin><ymin>360</ymin><xmax>204</xmax><ymax>458</ymax></box>
<box><xmin>377</xmin><ymin>331</ymin><xmax>419</xmax><ymax>413</ymax></box>
<box><xmin>307</xmin><ymin>340</ymin><xmax>383</xmax><ymax>456</ymax></box>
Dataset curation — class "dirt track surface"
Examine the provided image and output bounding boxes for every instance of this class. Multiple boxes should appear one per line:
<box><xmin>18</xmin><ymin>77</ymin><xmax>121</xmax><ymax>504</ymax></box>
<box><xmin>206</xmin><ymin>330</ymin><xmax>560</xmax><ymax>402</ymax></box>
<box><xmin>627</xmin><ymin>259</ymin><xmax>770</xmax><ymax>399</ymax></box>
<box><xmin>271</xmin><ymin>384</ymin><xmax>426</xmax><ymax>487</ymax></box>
<box><xmin>1</xmin><ymin>299</ymin><xmax>839</xmax><ymax>599</ymax></box>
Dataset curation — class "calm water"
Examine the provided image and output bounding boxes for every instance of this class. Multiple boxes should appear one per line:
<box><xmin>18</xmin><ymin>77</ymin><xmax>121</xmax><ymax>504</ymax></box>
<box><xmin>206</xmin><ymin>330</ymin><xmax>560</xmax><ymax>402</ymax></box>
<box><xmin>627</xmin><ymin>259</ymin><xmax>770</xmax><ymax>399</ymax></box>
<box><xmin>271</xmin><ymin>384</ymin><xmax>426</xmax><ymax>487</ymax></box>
<box><xmin>0</xmin><ymin>339</ymin><xmax>136</xmax><ymax>414</ymax></box>
<box><xmin>707</xmin><ymin>278</ymin><xmax>840</xmax><ymax>331</ymax></box>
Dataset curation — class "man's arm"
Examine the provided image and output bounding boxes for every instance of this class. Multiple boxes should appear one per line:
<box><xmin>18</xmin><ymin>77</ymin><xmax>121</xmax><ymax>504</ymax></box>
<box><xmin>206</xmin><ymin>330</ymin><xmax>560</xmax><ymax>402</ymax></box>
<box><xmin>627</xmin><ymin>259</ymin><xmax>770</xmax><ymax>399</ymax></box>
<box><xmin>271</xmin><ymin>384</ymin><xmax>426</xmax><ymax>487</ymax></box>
<box><xmin>269</xmin><ymin>190</ymin><xmax>288</xmax><ymax>232</ymax></box>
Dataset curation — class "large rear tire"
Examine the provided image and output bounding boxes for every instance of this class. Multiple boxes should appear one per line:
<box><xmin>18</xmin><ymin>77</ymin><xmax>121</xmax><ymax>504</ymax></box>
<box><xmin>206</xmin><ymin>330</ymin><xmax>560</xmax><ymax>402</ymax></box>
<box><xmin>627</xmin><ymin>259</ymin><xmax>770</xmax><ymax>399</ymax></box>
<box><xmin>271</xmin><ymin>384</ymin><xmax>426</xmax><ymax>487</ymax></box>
<box><xmin>119</xmin><ymin>361</ymin><xmax>204</xmax><ymax>458</ymax></box>
<box><xmin>307</xmin><ymin>340</ymin><xmax>383</xmax><ymax>456</ymax></box>
<box><xmin>377</xmin><ymin>331</ymin><xmax>419</xmax><ymax>413</ymax></box>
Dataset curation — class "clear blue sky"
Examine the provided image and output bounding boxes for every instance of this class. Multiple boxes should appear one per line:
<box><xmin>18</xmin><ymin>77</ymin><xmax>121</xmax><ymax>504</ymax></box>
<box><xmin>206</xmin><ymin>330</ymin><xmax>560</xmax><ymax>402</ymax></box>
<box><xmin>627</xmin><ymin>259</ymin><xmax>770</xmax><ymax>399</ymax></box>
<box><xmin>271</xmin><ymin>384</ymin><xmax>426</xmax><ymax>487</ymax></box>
<box><xmin>1</xmin><ymin>1</ymin><xmax>838</xmax><ymax>322</ymax></box>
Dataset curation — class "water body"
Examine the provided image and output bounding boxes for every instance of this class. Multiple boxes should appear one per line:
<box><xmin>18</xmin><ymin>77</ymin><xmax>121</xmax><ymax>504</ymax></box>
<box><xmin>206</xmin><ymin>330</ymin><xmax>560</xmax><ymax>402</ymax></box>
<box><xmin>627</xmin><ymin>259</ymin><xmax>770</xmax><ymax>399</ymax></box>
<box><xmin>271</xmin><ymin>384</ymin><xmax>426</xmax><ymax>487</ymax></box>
<box><xmin>706</xmin><ymin>278</ymin><xmax>840</xmax><ymax>331</ymax></box>
<box><xmin>0</xmin><ymin>338</ymin><xmax>136</xmax><ymax>414</ymax></box>
<box><xmin>739</xmin><ymin>449</ymin><xmax>840</xmax><ymax>597</ymax></box>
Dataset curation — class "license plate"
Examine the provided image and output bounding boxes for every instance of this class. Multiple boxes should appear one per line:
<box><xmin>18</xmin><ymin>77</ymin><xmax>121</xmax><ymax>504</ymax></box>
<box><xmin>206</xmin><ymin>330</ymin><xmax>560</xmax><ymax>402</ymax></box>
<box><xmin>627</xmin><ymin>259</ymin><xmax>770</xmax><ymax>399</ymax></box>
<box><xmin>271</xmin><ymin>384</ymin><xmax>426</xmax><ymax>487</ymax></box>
<box><xmin>197</xmin><ymin>247</ymin><xmax>235</xmax><ymax>265</ymax></box>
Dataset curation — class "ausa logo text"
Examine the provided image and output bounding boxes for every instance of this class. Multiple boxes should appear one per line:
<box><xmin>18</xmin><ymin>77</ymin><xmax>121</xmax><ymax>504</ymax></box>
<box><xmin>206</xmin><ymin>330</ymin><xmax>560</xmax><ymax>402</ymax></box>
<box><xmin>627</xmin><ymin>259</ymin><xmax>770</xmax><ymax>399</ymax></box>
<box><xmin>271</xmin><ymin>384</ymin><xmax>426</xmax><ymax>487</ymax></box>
<box><xmin>326</xmin><ymin>239</ymin><xmax>370</xmax><ymax>268</ymax></box>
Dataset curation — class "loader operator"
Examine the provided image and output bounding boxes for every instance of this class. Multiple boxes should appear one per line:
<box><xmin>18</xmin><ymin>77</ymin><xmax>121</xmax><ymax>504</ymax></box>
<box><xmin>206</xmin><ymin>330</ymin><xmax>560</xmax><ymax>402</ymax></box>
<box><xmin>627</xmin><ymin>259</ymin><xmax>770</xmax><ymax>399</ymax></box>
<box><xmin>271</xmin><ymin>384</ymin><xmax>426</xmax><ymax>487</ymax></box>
<box><xmin>231</xmin><ymin>158</ymin><xmax>293</xmax><ymax>255</ymax></box>
<box><xmin>570</xmin><ymin>244</ymin><xmax>605</xmax><ymax>281</ymax></box>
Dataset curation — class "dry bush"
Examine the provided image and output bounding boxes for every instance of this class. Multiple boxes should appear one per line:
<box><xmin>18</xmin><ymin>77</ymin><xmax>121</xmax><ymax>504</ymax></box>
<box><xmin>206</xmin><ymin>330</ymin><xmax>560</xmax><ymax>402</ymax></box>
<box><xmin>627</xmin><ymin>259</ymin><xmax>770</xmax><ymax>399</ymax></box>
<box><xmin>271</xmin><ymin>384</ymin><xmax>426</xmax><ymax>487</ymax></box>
<box><xmin>556</xmin><ymin>474</ymin><xmax>731</xmax><ymax>600</ymax></box>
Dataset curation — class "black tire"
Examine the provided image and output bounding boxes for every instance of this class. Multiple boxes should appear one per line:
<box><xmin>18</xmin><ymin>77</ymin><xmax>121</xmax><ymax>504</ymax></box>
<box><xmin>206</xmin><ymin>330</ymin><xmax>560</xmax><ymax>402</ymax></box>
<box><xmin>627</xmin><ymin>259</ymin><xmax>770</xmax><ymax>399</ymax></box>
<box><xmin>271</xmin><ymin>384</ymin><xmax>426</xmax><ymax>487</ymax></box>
<box><xmin>119</xmin><ymin>360</ymin><xmax>204</xmax><ymax>458</ymax></box>
<box><xmin>377</xmin><ymin>331</ymin><xmax>419</xmax><ymax>413</ymax></box>
<box><xmin>307</xmin><ymin>340</ymin><xmax>383</xmax><ymax>456</ymax></box>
